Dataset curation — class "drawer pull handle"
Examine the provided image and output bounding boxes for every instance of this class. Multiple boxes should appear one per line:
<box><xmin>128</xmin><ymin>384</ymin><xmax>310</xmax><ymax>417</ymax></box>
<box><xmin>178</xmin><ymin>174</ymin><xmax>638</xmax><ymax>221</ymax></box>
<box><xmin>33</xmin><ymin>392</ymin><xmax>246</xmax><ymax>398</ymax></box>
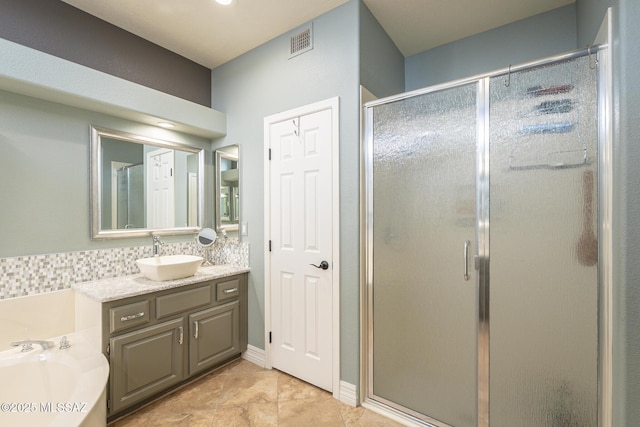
<box><xmin>194</xmin><ymin>321</ymin><xmax>199</xmax><ymax>339</ymax></box>
<box><xmin>223</xmin><ymin>288</ymin><xmax>238</xmax><ymax>294</ymax></box>
<box><xmin>178</xmin><ymin>326</ymin><xmax>184</xmax><ymax>345</ymax></box>
<box><xmin>120</xmin><ymin>312</ymin><xmax>145</xmax><ymax>322</ymax></box>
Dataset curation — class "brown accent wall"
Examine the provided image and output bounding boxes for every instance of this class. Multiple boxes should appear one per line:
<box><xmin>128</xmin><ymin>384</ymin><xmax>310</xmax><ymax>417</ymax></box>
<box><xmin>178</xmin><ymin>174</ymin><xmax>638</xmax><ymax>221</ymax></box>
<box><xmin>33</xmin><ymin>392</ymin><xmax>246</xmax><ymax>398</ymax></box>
<box><xmin>0</xmin><ymin>0</ymin><xmax>211</xmax><ymax>106</ymax></box>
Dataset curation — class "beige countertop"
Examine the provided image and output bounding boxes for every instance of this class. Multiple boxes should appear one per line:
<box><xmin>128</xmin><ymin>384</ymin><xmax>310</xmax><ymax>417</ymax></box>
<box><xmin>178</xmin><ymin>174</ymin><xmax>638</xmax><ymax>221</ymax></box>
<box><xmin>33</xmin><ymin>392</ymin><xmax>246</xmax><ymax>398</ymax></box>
<box><xmin>72</xmin><ymin>264</ymin><xmax>250</xmax><ymax>303</ymax></box>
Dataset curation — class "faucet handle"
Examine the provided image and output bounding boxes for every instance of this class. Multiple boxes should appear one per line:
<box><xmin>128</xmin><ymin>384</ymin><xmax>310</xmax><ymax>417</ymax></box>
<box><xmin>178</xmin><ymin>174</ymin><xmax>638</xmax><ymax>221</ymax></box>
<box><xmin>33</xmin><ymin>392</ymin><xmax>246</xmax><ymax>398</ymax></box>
<box><xmin>11</xmin><ymin>340</ymin><xmax>33</xmax><ymax>352</ymax></box>
<box><xmin>59</xmin><ymin>336</ymin><xmax>71</xmax><ymax>350</ymax></box>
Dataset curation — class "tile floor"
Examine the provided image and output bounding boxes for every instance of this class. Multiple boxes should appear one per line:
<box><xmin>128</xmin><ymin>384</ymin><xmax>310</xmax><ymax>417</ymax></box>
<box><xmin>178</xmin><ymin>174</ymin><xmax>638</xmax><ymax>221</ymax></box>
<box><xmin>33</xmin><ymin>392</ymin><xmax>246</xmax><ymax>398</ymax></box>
<box><xmin>110</xmin><ymin>358</ymin><xmax>404</xmax><ymax>427</ymax></box>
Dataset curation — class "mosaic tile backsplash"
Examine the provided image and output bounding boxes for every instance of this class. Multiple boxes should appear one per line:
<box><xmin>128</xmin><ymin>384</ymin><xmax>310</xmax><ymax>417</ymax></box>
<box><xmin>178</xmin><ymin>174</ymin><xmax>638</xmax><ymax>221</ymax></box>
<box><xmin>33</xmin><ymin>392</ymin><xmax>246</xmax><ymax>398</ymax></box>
<box><xmin>0</xmin><ymin>238</ymin><xmax>249</xmax><ymax>299</ymax></box>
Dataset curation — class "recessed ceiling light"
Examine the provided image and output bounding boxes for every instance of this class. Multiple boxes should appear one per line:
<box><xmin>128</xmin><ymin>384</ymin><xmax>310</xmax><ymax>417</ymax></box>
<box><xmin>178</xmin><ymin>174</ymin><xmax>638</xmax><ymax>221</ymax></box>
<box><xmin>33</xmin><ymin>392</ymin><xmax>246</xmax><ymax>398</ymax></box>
<box><xmin>215</xmin><ymin>0</ymin><xmax>235</xmax><ymax>5</ymax></box>
<box><xmin>158</xmin><ymin>122</ymin><xmax>175</xmax><ymax>128</ymax></box>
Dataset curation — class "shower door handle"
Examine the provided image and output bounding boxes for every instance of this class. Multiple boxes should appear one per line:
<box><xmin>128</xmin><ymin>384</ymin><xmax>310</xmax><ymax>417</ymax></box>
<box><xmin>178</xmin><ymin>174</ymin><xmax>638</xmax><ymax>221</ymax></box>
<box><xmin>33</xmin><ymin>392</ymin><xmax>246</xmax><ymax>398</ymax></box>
<box><xmin>464</xmin><ymin>240</ymin><xmax>471</xmax><ymax>281</ymax></box>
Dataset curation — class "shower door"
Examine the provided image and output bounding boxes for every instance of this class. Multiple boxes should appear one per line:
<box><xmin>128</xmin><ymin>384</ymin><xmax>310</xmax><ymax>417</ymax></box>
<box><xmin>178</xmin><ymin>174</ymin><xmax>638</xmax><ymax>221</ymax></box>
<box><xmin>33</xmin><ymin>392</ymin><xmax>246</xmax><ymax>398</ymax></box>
<box><xmin>366</xmin><ymin>83</ymin><xmax>480</xmax><ymax>427</ymax></box>
<box><xmin>366</xmin><ymin>54</ymin><xmax>599</xmax><ymax>427</ymax></box>
<box><xmin>488</xmin><ymin>57</ymin><xmax>598</xmax><ymax>426</ymax></box>
<box><xmin>116</xmin><ymin>164</ymin><xmax>144</xmax><ymax>229</ymax></box>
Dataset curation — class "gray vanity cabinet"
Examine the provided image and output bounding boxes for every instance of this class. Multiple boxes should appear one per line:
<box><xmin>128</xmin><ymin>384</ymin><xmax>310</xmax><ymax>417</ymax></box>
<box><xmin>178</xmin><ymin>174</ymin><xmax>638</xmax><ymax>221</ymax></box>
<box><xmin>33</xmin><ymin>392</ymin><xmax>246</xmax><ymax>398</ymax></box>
<box><xmin>100</xmin><ymin>273</ymin><xmax>248</xmax><ymax>419</ymax></box>
<box><xmin>109</xmin><ymin>317</ymin><xmax>185</xmax><ymax>415</ymax></box>
<box><xmin>189</xmin><ymin>300</ymin><xmax>239</xmax><ymax>375</ymax></box>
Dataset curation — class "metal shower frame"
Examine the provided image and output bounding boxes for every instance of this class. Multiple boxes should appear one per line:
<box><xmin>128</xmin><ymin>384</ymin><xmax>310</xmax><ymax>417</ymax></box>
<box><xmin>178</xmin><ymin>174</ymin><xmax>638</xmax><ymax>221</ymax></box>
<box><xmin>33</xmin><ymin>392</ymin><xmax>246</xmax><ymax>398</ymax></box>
<box><xmin>362</xmin><ymin>44</ymin><xmax>612</xmax><ymax>427</ymax></box>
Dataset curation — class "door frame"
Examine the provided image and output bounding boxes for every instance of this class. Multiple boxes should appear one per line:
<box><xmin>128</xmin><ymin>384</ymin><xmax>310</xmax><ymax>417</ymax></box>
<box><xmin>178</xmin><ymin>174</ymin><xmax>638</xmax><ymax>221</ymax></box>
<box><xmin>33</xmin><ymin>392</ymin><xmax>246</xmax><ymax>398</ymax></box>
<box><xmin>263</xmin><ymin>96</ymin><xmax>341</xmax><ymax>398</ymax></box>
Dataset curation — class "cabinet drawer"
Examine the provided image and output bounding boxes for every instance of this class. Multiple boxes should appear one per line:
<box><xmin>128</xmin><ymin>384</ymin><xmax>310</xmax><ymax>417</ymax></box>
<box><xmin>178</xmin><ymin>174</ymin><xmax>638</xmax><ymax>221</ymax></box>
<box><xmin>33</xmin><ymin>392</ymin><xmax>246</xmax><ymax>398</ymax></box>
<box><xmin>216</xmin><ymin>278</ymin><xmax>240</xmax><ymax>302</ymax></box>
<box><xmin>156</xmin><ymin>286</ymin><xmax>211</xmax><ymax>319</ymax></box>
<box><xmin>110</xmin><ymin>300</ymin><xmax>150</xmax><ymax>334</ymax></box>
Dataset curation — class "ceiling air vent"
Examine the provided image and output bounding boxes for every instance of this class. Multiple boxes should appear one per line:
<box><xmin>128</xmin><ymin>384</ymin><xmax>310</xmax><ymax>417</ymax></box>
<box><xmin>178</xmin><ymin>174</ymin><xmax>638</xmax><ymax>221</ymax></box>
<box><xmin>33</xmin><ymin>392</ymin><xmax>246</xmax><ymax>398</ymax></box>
<box><xmin>289</xmin><ymin>24</ymin><xmax>313</xmax><ymax>59</ymax></box>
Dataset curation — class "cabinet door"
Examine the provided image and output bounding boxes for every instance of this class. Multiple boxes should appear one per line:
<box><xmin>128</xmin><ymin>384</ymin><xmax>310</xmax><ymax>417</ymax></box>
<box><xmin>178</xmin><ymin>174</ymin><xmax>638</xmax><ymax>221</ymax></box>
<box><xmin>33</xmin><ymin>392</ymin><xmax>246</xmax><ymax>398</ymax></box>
<box><xmin>109</xmin><ymin>317</ymin><xmax>185</xmax><ymax>414</ymax></box>
<box><xmin>189</xmin><ymin>300</ymin><xmax>239</xmax><ymax>375</ymax></box>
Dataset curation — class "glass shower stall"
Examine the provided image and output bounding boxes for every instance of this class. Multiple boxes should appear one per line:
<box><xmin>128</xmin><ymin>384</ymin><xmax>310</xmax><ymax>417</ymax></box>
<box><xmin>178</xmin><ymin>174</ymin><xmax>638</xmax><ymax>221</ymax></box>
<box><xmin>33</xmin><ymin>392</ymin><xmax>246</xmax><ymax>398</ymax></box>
<box><xmin>364</xmin><ymin>51</ymin><xmax>603</xmax><ymax>426</ymax></box>
<box><xmin>116</xmin><ymin>163</ymin><xmax>144</xmax><ymax>229</ymax></box>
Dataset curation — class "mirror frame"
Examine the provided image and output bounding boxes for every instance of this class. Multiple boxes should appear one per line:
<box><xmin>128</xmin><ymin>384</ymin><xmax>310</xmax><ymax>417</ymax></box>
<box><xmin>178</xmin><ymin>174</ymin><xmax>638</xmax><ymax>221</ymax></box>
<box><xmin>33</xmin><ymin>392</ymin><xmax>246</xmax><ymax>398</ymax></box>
<box><xmin>90</xmin><ymin>126</ymin><xmax>204</xmax><ymax>239</ymax></box>
<box><xmin>215</xmin><ymin>149</ymin><xmax>239</xmax><ymax>233</ymax></box>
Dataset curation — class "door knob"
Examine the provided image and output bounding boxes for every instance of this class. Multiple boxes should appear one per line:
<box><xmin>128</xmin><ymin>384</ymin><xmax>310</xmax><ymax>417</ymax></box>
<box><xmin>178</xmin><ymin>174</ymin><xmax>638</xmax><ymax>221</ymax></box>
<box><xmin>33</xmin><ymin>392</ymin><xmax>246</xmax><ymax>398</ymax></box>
<box><xmin>310</xmin><ymin>261</ymin><xmax>329</xmax><ymax>270</ymax></box>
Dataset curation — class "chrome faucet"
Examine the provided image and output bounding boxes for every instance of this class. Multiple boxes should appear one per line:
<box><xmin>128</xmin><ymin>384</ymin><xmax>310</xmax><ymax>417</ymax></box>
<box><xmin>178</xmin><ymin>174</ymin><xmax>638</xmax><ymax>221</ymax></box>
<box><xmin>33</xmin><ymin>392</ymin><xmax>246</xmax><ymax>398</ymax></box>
<box><xmin>152</xmin><ymin>235</ymin><xmax>164</xmax><ymax>256</ymax></box>
<box><xmin>59</xmin><ymin>336</ymin><xmax>71</xmax><ymax>350</ymax></box>
<box><xmin>11</xmin><ymin>339</ymin><xmax>55</xmax><ymax>352</ymax></box>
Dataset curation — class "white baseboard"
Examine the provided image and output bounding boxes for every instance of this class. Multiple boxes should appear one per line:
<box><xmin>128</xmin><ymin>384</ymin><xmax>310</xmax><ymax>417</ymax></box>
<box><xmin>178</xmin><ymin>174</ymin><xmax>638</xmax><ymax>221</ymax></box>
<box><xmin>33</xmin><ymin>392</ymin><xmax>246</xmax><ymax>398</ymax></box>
<box><xmin>339</xmin><ymin>381</ymin><xmax>358</xmax><ymax>407</ymax></box>
<box><xmin>243</xmin><ymin>346</ymin><xmax>356</xmax><ymax>408</ymax></box>
<box><xmin>242</xmin><ymin>344</ymin><xmax>266</xmax><ymax>367</ymax></box>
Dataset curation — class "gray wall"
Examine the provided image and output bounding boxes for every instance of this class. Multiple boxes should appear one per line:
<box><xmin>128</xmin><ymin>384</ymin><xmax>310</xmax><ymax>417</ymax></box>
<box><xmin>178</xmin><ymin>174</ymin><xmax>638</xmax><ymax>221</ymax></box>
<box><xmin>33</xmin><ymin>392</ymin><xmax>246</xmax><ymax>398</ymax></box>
<box><xmin>405</xmin><ymin>4</ymin><xmax>578</xmax><ymax>91</ymax></box>
<box><xmin>211</xmin><ymin>1</ymin><xmax>361</xmax><ymax>385</ymax></box>
<box><xmin>359</xmin><ymin>1</ymin><xmax>405</xmax><ymax>98</ymax></box>
<box><xmin>576</xmin><ymin>0</ymin><xmax>640</xmax><ymax>424</ymax></box>
<box><xmin>0</xmin><ymin>0</ymin><xmax>211</xmax><ymax>106</ymax></box>
<box><xmin>576</xmin><ymin>0</ymin><xmax>612</xmax><ymax>46</ymax></box>
<box><xmin>210</xmin><ymin>0</ymin><xmax>584</xmax><ymax>391</ymax></box>
<box><xmin>0</xmin><ymin>89</ymin><xmax>211</xmax><ymax>258</ymax></box>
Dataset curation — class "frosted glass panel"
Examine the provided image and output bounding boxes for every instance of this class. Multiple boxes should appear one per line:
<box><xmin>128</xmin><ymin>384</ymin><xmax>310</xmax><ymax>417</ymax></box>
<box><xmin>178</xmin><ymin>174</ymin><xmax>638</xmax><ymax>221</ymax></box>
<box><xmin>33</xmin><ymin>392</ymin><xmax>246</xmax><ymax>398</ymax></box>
<box><xmin>371</xmin><ymin>83</ymin><xmax>478</xmax><ymax>426</ymax></box>
<box><xmin>489</xmin><ymin>57</ymin><xmax>598</xmax><ymax>426</ymax></box>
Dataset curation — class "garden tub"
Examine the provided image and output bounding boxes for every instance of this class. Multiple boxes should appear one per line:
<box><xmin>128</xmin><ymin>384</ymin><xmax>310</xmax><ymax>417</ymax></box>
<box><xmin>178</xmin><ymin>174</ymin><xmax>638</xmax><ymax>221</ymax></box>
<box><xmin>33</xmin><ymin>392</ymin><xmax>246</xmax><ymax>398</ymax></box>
<box><xmin>0</xmin><ymin>333</ymin><xmax>108</xmax><ymax>427</ymax></box>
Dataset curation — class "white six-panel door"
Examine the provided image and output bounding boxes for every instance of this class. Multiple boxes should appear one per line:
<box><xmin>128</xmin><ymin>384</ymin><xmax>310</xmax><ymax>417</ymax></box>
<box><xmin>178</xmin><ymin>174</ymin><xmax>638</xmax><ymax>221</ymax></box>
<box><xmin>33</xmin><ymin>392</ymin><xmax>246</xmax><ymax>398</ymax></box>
<box><xmin>267</xmin><ymin>103</ymin><xmax>336</xmax><ymax>392</ymax></box>
<box><xmin>146</xmin><ymin>148</ymin><xmax>175</xmax><ymax>229</ymax></box>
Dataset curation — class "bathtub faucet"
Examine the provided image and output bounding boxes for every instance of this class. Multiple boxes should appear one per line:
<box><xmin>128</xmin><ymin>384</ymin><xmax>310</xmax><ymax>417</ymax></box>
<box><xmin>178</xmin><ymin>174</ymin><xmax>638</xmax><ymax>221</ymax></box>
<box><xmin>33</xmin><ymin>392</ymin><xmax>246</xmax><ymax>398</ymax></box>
<box><xmin>11</xmin><ymin>339</ymin><xmax>55</xmax><ymax>352</ymax></box>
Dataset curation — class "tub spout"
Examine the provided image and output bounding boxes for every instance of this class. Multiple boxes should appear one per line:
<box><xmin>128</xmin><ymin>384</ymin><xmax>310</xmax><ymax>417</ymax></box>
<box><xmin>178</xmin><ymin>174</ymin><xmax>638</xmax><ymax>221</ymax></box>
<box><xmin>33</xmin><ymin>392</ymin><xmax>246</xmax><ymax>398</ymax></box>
<box><xmin>11</xmin><ymin>339</ymin><xmax>55</xmax><ymax>352</ymax></box>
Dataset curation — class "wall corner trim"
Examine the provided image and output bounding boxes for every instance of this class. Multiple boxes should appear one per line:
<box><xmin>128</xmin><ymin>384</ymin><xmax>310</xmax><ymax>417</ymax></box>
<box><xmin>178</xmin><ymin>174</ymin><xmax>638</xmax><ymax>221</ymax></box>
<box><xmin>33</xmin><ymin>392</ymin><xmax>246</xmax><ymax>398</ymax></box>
<box><xmin>0</xmin><ymin>38</ymin><xmax>225</xmax><ymax>138</ymax></box>
<box><xmin>242</xmin><ymin>344</ymin><xmax>266</xmax><ymax>367</ymax></box>
<box><xmin>339</xmin><ymin>381</ymin><xmax>358</xmax><ymax>407</ymax></box>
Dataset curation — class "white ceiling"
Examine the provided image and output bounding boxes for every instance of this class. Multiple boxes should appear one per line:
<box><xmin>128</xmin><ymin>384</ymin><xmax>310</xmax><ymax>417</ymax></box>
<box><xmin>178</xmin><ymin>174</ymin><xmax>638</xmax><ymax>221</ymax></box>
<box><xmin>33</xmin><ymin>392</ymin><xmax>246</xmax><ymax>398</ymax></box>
<box><xmin>61</xmin><ymin>0</ymin><xmax>574</xmax><ymax>69</ymax></box>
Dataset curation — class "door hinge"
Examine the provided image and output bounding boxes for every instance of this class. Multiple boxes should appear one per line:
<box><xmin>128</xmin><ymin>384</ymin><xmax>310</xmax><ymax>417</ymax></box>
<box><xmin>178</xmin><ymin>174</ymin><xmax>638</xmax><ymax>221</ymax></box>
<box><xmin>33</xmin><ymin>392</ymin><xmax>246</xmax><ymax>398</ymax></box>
<box><xmin>269</xmin><ymin>240</ymin><xmax>272</xmax><ymax>252</ymax></box>
<box><xmin>268</xmin><ymin>148</ymin><xmax>271</xmax><ymax>160</ymax></box>
<box><xmin>269</xmin><ymin>332</ymin><xmax>272</xmax><ymax>344</ymax></box>
<box><xmin>107</xmin><ymin>399</ymin><xmax>111</xmax><ymax>410</ymax></box>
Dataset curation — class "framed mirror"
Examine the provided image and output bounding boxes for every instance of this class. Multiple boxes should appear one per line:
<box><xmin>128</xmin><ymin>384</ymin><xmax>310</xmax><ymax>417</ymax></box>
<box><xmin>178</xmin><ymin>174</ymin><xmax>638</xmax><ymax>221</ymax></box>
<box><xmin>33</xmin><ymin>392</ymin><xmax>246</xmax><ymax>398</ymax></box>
<box><xmin>90</xmin><ymin>126</ymin><xmax>204</xmax><ymax>239</ymax></box>
<box><xmin>215</xmin><ymin>146</ymin><xmax>239</xmax><ymax>232</ymax></box>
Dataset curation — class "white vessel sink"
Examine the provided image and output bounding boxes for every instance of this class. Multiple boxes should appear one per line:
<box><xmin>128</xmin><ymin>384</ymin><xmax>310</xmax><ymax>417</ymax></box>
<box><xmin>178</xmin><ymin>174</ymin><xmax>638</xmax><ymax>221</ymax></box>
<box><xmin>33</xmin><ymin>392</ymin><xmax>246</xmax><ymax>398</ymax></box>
<box><xmin>136</xmin><ymin>255</ymin><xmax>203</xmax><ymax>281</ymax></box>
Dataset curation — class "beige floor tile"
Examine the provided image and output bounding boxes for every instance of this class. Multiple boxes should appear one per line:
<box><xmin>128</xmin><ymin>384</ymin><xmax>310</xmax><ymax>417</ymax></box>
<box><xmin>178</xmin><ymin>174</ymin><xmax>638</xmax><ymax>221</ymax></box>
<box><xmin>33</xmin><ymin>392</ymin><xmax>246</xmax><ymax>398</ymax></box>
<box><xmin>278</xmin><ymin>397</ymin><xmax>345</xmax><ymax>427</ymax></box>
<box><xmin>340</xmin><ymin>405</ymin><xmax>405</xmax><ymax>427</ymax></box>
<box><xmin>109</xmin><ymin>358</ymin><xmax>402</xmax><ymax>427</ymax></box>
<box><xmin>152</xmin><ymin>374</ymin><xmax>225</xmax><ymax>413</ymax></box>
<box><xmin>218</xmin><ymin>371</ymin><xmax>279</xmax><ymax>407</ymax></box>
<box><xmin>211</xmin><ymin>405</ymin><xmax>250</xmax><ymax>427</ymax></box>
<box><xmin>144</xmin><ymin>410</ymin><xmax>215</xmax><ymax>427</ymax></box>
<box><xmin>111</xmin><ymin>411</ymin><xmax>148</xmax><ymax>427</ymax></box>
<box><xmin>248</xmin><ymin>402</ymin><xmax>279</xmax><ymax>427</ymax></box>
<box><xmin>276</xmin><ymin>370</ymin><xmax>329</xmax><ymax>401</ymax></box>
